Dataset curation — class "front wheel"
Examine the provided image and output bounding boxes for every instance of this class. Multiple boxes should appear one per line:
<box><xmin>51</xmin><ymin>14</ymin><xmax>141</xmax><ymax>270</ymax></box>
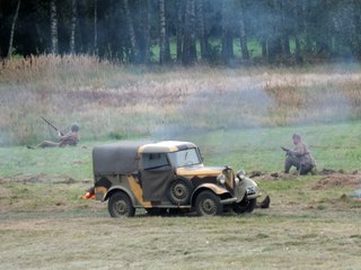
<box><xmin>195</xmin><ymin>191</ymin><xmax>223</xmax><ymax>216</ymax></box>
<box><xmin>108</xmin><ymin>192</ymin><xmax>135</xmax><ymax>218</ymax></box>
<box><xmin>233</xmin><ymin>198</ymin><xmax>257</xmax><ymax>214</ymax></box>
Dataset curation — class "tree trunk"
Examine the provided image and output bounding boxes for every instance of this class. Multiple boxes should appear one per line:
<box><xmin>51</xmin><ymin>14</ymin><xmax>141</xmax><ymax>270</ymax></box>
<box><xmin>221</xmin><ymin>1</ymin><xmax>233</xmax><ymax>64</ymax></box>
<box><xmin>159</xmin><ymin>0</ymin><xmax>167</xmax><ymax>64</ymax></box>
<box><xmin>165</xmin><ymin>29</ymin><xmax>171</xmax><ymax>62</ymax></box>
<box><xmin>93</xmin><ymin>0</ymin><xmax>98</xmax><ymax>55</ymax></box>
<box><xmin>281</xmin><ymin>0</ymin><xmax>290</xmax><ymax>58</ymax></box>
<box><xmin>302</xmin><ymin>0</ymin><xmax>312</xmax><ymax>53</ymax></box>
<box><xmin>196</xmin><ymin>0</ymin><xmax>207</xmax><ymax>60</ymax></box>
<box><xmin>50</xmin><ymin>0</ymin><xmax>58</xmax><ymax>54</ymax></box>
<box><xmin>262</xmin><ymin>39</ymin><xmax>267</xmax><ymax>59</ymax></box>
<box><xmin>176</xmin><ymin>0</ymin><xmax>184</xmax><ymax>63</ymax></box>
<box><xmin>293</xmin><ymin>1</ymin><xmax>302</xmax><ymax>64</ymax></box>
<box><xmin>350</xmin><ymin>0</ymin><xmax>361</xmax><ymax>59</ymax></box>
<box><xmin>239</xmin><ymin>1</ymin><xmax>249</xmax><ymax>61</ymax></box>
<box><xmin>268</xmin><ymin>0</ymin><xmax>282</xmax><ymax>63</ymax></box>
<box><xmin>69</xmin><ymin>0</ymin><xmax>77</xmax><ymax>54</ymax></box>
<box><xmin>182</xmin><ymin>0</ymin><xmax>197</xmax><ymax>65</ymax></box>
<box><xmin>123</xmin><ymin>0</ymin><xmax>137</xmax><ymax>62</ymax></box>
<box><xmin>7</xmin><ymin>0</ymin><xmax>21</xmax><ymax>58</ymax></box>
<box><xmin>143</xmin><ymin>0</ymin><xmax>151</xmax><ymax>63</ymax></box>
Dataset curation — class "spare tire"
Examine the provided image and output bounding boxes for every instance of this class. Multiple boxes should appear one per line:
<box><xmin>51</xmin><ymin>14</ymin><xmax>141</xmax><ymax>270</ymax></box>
<box><xmin>167</xmin><ymin>178</ymin><xmax>193</xmax><ymax>205</ymax></box>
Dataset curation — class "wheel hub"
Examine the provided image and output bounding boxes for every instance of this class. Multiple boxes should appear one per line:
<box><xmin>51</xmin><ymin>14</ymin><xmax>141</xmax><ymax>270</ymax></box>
<box><xmin>202</xmin><ymin>198</ymin><xmax>216</xmax><ymax>214</ymax></box>
<box><xmin>114</xmin><ymin>201</ymin><xmax>127</xmax><ymax>214</ymax></box>
<box><xmin>174</xmin><ymin>184</ymin><xmax>186</xmax><ymax>198</ymax></box>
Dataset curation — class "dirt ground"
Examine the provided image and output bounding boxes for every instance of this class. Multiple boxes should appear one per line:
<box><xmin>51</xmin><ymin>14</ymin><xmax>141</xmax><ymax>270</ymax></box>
<box><xmin>1</xmin><ymin>172</ymin><xmax>361</xmax><ymax>269</ymax></box>
<box><xmin>1</xmin><ymin>207</ymin><xmax>361</xmax><ymax>270</ymax></box>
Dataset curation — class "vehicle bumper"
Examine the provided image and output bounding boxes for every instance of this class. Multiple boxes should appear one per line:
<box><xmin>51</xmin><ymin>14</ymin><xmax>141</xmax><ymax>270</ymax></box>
<box><xmin>220</xmin><ymin>197</ymin><xmax>238</xmax><ymax>205</ymax></box>
<box><xmin>246</xmin><ymin>192</ymin><xmax>261</xmax><ymax>200</ymax></box>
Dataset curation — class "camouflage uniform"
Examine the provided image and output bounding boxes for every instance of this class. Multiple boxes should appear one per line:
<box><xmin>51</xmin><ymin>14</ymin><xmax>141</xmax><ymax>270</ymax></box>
<box><xmin>284</xmin><ymin>142</ymin><xmax>315</xmax><ymax>175</ymax></box>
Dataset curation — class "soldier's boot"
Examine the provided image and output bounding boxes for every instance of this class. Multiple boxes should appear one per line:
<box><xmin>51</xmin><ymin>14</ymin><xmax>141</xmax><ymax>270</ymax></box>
<box><xmin>299</xmin><ymin>164</ymin><xmax>314</xmax><ymax>175</ymax></box>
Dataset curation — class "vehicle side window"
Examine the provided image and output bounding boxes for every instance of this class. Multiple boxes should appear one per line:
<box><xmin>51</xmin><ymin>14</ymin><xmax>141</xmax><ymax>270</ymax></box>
<box><xmin>141</xmin><ymin>153</ymin><xmax>169</xmax><ymax>170</ymax></box>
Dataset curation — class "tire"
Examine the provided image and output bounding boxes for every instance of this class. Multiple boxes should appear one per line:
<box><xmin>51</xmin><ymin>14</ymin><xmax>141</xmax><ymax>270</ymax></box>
<box><xmin>245</xmin><ymin>198</ymin><xmax>257</xmax><ymax>213</ymax></box>
<box><xmin>233</xmin><ymin>198</ymin><xmax>257</xmax><ymax>214</ymax></box>
<box><xmin>168</xmin><ymin>179</ymin><xmax>193</xmax><ymax>205</ymax></box>
<box><xmin>108</xmin><ymin>192</ymin><xmax>135</xmax><ymax>218</ymax></box>
<box><xmin>195</xmin><ymin>191</ymin><xmax>223</xmax><ymax>216</ymax></box>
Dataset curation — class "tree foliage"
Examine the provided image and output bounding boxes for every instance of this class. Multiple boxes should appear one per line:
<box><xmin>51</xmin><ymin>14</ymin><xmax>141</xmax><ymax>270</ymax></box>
<box><xmin>1</xmin><ymin>0</ymin><xmax>361</xmax><ymax>65</ymax></box>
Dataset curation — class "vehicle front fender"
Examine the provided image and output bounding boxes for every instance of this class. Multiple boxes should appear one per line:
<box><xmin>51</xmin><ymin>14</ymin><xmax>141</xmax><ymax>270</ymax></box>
<box><xmin>191</xmin><ymin>183</ymin><xmax>231</xmax><ymax>205</ymax></box>
<box><xmin>237</xmin><ymin>177</ymin><xmax>261</xmax><ymax>201</ymax></box>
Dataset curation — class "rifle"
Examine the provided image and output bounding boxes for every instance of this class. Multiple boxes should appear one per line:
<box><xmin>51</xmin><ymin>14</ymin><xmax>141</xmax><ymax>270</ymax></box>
<box><xmin>281</xmin><ymin>146</ymin><xmax>295</xmax><ymax>158</ymax></box>
<box><xmin>40</xmin><ymin>116</ymin><xmax>64</xmax><ymax>136</ymax></box>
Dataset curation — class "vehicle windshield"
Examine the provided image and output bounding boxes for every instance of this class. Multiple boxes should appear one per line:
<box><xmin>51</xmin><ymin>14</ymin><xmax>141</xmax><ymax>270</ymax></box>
<box><xmin>168</xmin><ymin>148</ymin><xmax>202</xmax><ymax>168</ymax></box>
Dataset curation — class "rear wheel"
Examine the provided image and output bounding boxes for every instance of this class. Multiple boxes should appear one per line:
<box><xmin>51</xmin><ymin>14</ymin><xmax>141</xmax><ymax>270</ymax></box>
<box><xmin>108</xmin><ymin>192</ymin><xmax>135</xmax><ymax>218</ymax></box>
<box><xmin>195</xmin><ymin>191</ymin><xmax>223</xmax><ymax>216</ymax></box>
<box><xmin>233</xmin><ymin>198</ymin><xmax>257</xmax><ymax>214</ymax></box>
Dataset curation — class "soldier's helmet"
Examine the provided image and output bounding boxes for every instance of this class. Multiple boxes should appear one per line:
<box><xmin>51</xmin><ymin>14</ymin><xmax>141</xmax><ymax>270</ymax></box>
<box><xmin>292</xmin><ymin>133</ymin><xmax>301</xmax><ymax>141</ymax></box>
<box><xmin>71</xmin><ymin>123</ymin><xmax>80</xmax><ymax>132</ymax></box>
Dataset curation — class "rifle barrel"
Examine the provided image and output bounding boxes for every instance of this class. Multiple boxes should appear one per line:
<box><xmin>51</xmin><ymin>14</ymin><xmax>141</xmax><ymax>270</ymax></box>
<box><xmin>41</xmin><ymin>116</ymin><xmax>63</xmax><ymax>135</ymax></box>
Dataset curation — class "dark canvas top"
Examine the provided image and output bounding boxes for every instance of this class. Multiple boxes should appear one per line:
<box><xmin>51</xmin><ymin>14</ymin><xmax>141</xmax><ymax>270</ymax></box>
<box><xmin>92</xmin><ymin>142</ymin><xmax>146</xmax><ymax>175</ymax></box>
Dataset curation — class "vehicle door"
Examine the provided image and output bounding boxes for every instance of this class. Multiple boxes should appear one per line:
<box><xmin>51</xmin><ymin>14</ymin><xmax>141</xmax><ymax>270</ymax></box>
<box><xmin>140</xmin><ymin>153</ymin><xmax>174</xmax><ymax>201</ymax></box>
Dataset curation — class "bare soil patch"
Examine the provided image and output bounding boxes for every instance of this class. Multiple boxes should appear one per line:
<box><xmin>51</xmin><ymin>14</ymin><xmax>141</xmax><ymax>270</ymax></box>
<box><xmin>313</xmin><ymin>173</ymin><xmax>361</xmax><ymax>190</ymax></box>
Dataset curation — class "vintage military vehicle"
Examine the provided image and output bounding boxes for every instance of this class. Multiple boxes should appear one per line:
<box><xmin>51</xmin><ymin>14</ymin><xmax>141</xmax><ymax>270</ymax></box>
<box><xmin>92</xmin><ymin>141</ymin><xmax>261</xmax><ymax>217</ymax></box>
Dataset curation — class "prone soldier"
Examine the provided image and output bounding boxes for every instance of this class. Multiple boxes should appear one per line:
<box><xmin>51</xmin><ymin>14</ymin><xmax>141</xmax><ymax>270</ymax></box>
<box><xmin>27</xmin><ymin>123</ymin><xmax>80</xmax><ymax>149</ymax></box>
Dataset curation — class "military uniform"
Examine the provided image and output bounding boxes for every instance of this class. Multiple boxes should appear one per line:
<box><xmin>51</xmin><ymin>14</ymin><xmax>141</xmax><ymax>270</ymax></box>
<box><xmin>58</xmin><ymin>131</ymin><xmax>79</xmax><ymax>147</ymax></box>
<box><xmin>285</xmin><ymin>142</ymin><xmax>315</xmax><ymax>175</ymax></box>
<box><xmin>27</xmin><ymin>123</ymin><xmax>79</xmax><ymax>149</ymax></box>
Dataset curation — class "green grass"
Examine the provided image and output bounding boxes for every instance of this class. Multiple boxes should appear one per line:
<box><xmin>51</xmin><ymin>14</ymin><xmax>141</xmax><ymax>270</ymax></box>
<box><xmin>188</xmin><ymin>121</ymin><xmax>361</xmax><ymax>172</ymax></box>
<box><xmin>1</xmin><ymin>121</ymin><xmax>361</xmax><ymax>269</ymax></box>
<box><xmin>1</xmin><ymin>120</ymin><xmax>361</xmax><ymax>181</ymax></box>
<box><xmin>1</xmin><ymin>59</ymin><xmax>361</xmax><ymax>269</ymax></box>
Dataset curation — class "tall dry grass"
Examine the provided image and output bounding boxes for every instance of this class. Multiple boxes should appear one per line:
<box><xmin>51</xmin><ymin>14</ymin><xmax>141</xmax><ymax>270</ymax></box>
<box><xmin>1</xmin><ymin>55</ymin><xmax>361</xmax><ymax>145</ymax></box>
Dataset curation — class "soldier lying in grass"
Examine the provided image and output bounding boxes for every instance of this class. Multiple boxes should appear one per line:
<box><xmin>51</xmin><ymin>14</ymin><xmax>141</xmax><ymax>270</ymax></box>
<box><xmin>27</xmin><ymin>123</ymin><xmax>79</xmax><ymax>149</ymax></box>
<box><xmin>282</xmin><ymin>133</ymin><xmax>316</xmax><ymax>175</ymax></box>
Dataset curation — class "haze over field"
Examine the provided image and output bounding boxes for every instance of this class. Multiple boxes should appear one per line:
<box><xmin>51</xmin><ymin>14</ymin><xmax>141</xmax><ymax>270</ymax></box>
<box><xmin>1</xmin><ymin>1</ymin><xmax>361</xmax><ymax>269</ymax></box>
<box><xmin>1</xmin><ymin>57</ymin><xmax>361</xmax><ymax>146</ymax></box>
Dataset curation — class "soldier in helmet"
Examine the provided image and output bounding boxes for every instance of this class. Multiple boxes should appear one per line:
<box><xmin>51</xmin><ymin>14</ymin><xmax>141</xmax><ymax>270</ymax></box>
<box><xmin>281</xmin><ymin>133</ymin><xmax>316</xmax><ymax>175</ymax></box>
<box><xmin>27</xmin><ymin>123</ymin><xmax>80</xmax><ymax>149</ymax></box>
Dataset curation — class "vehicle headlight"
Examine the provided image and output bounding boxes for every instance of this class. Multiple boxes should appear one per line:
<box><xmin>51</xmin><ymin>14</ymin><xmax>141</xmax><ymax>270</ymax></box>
<box><xmin>234</xmin><ymin>177</ymin><xmax>240</xmax><ymax>185</ymax></box>
<box><xmin>217</xmin><ymin>174</ymin><xmax>226</xmax><ymax>185</ymax></box>
<box><xmin>236</xmin><ymin>170</ymin><xmax>246</xmax><ymax>181</ymax></box>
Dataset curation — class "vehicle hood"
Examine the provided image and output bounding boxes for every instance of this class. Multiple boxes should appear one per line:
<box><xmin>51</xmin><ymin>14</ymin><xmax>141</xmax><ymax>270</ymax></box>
<box><xmin>176</xmin><ymin>165</ymin><xmax>224</xmax><ymax>178</ymax></box>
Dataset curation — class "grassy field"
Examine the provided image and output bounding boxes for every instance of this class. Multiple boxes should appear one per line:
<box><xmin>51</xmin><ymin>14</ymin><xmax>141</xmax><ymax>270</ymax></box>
<box><xmin>1</xmin><ymin>122</ymin><xmax>361</xmax><ymax>269</ymax></box>
<box><xmin>1</xmin><ymin>57</ymin><xmax>361</xmax><ymax>269</ymax></box>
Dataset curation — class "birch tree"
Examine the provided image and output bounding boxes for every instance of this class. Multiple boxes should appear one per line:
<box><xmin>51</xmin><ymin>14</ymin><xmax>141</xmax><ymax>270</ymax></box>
<box><xmin>239</xmin><ymin>0</ymin><xmax>249</xmax><ymax>60</ymax></box>
<box><xmin>159</xmin><ymin>0</ymin><xmax>167</xmax><ymax>64</ymax></box>
<box><xmin>182</xmin><ymin>0</ymin><xmax>196</xmax><ymax>65</ymax></box>
<box><xmin>123</xmin><ymin>0</ymin><xmax>137</xmax><ymax>62</ymax></box>
<box><xmin>50</xmin><ymin>0</ymin><xmax>58</xmax><ymax>54</ymax></box>
<box><xmin>7</xmin><ymin>0</ymin><xmax>21</xmax><ymax>58</ymax></box>
<box><xmin>69</xmin><ymin>0</ymin><xmax>77</xmax><ymax>54</ymax></box>
<box><xmin>93</xmin><ymin>0</ymin><xmax>98</xmax><ymax>55</ymax></box>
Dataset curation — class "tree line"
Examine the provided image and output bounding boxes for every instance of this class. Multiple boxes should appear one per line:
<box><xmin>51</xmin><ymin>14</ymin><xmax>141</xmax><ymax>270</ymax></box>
<box><xmin>1</xmin><ymin>0</ymin><xmax>361</xmax><ymax>65</ymax></box>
